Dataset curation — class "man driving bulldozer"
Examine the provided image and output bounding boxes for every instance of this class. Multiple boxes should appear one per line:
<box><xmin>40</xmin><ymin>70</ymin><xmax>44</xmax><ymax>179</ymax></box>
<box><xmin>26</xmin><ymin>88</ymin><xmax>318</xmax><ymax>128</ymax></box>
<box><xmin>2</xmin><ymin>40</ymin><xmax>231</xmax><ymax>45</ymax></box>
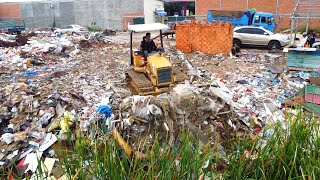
<box><xmin>140</xmin><ymin>32</ymin><xmax>161</xmax><ymax>59</ymax></box>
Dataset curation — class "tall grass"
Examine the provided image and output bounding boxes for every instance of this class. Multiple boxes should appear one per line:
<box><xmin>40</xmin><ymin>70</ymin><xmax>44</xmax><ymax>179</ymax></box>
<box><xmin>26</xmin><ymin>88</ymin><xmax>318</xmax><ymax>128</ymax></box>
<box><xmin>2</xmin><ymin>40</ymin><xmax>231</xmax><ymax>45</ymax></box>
<box><xmin>56</xmin><ymin>129</ymin><xmax>215</xmax><ymax>179</ymax></box>
<box><xmin>5</xmin><ymin>109</ymin><xmax>320</xmax><ymax>179</ymax></box>
<box><xmin>225</xmin><ymin>110</ymin><xmax>320</xmax><ymax>179</ymax></box>
<box><xmin>52</xmin><ymin>110</ymin><xmax>319</xmax><ymax>179</ymax></box>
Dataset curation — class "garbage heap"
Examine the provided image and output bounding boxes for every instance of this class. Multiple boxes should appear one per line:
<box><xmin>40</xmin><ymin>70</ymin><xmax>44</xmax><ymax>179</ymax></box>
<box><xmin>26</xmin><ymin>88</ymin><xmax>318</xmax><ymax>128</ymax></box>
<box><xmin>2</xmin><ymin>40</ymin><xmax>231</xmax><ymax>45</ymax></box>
<box><xmin>115</xmin><ymin>51</ymin><xmax>262</xmax><ymax>153</ymax></box>
<box><xmin>2</xmin><ymin>29</ymin><xmax>307</xmax><ymax>179</ymax></box>
<box><xmin>118</xmin><ymin>82</ymin><xmax>238</xmax><ymax>148</ymax></box>
<box><xmin>0</xmin><ymin>29</ymin><xmax>133</xmax><ymax>178</ymax></box>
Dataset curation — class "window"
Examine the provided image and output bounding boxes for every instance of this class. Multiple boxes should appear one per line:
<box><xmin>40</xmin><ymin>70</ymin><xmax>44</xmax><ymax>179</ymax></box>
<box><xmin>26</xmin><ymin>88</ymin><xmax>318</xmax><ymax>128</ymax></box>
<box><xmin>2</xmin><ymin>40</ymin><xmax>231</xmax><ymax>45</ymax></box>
<box><xmin>235</xmin><ymin>29</ymin><xmax>244</xmax><ymax>33</ymax></box>
<box><xmin>62</xmin><ymin>25</ymin><xmax>72</xmax><ymax>29</ymax></box>
<box><xmin>261</xmin><ymin>17</ymin><xmax>267</xmax><ymax>23</ymax></box>
<box><xmin>236</xmin><ymin>28</ymin><xmax>254</xmax><ymax>34</ymax></box>
<box><xmin>267</xmin><ymin>17</ymin><xmax>274</xmax><ymax>25</ymax></box>
<box><xmin>271</xmin><ymin>17</ymin><xmax>275</xmax><ymax>23</ymax></box>
<box><xmin>243</xmin><ymin>28</ymin><xmax>254</xmax><ymax>34</ymax></box>
<box><xmin>253</xmin><ymin>28</ymin><xmax>266</xmax><ymax>35</ymax></box>
<box><xmin>254</xmin><ymin>16</ymin><xmax>260</xmax><ymax>23</ymax></box>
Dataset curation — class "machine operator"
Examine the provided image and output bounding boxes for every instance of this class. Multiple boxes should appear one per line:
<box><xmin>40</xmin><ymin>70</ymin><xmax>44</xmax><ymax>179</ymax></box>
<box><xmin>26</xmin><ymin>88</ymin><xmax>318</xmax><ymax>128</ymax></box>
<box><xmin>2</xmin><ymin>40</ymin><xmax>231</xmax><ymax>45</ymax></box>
<box><xmin>140</xmin><ymin>32</ymin><xmax>161</xmax><ymax>59</ymax></box>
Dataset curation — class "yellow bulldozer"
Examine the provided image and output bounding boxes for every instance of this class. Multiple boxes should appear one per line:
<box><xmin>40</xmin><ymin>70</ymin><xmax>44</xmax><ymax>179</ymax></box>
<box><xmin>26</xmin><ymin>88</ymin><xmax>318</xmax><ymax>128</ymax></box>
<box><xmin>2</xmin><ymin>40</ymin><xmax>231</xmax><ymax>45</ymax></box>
<box><xmin>126</xmin><ymin>23</ymin><xmax>187</xmax><ymax>95</ymax></box>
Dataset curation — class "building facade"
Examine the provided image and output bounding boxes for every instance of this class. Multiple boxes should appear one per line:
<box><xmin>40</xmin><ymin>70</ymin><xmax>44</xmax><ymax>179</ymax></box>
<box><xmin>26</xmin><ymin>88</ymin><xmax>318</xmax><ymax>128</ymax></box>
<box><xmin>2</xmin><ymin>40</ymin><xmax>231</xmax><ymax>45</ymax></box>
<box><xmin>1</xmin><ymin>0</ymin><xmax>318</xmax><ymax>30</ymax></box>
<box><xmin>0</xmin><ymin>0</ymin><xmax>164</xmax><ymax>30</ymax></box>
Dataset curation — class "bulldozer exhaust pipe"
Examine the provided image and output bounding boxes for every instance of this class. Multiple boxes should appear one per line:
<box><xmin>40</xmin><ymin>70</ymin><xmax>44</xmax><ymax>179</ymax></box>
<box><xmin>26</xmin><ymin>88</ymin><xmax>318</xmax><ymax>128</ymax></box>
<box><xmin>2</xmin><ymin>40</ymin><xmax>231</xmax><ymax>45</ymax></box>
<box><xmin>130</xmin><ymin>31</ymin><xmax>133</xmax><ymax>65</ymax></box>
<box><xmin>160</xmin><ymin>30</ymin><xmax>163</xmax><ymax>48</ymax></box>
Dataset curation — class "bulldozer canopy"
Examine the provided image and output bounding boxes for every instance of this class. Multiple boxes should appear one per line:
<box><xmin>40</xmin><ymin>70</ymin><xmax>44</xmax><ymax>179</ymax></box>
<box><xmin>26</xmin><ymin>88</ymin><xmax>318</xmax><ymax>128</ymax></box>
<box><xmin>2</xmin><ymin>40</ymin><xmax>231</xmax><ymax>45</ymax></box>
<box><xmin>128</xmin><ymin>23</ymin><xmax>169</xmax><ymax>32</ymax></box>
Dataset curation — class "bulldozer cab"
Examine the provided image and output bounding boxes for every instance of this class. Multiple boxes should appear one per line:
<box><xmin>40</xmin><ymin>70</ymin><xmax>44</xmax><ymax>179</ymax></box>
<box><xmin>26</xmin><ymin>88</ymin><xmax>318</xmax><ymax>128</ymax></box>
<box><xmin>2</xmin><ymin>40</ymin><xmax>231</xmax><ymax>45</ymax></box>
<box><xmin>128</xmin><ymin>23</ymin><xmax>168</xmax><ymax>66</ymax></box>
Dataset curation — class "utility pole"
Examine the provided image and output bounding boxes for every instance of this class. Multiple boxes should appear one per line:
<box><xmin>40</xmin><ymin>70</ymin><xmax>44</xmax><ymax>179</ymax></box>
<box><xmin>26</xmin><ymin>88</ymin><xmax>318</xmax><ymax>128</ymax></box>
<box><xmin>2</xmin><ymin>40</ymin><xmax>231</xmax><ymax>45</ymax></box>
<box><xmin>306</xmin><ymin>0</ymin><xmax>311</xmax><ymax>33</ymax></box>
<box><xmin>246</xmin><ymin>0</ymin><xmax>249</xmax><ymax>10</ymax></box>
<box><xmin>276</xmin><ymin>0</ymin><xmax>279</xmax><ymax>15</ymax></box>
<box><xmin>195</xmin><ymin>0</ymin><xmax>196</xmax><ymax>15</ymax></box>
<box><xmin>50</xmin><ymin>4</ymin><xmax>55</xmax><ymax>28</ymax></box>
<box><xmin>184</xmin><ymin>1</ymin><xmax>187</xmax><ymax>16</ymax></box>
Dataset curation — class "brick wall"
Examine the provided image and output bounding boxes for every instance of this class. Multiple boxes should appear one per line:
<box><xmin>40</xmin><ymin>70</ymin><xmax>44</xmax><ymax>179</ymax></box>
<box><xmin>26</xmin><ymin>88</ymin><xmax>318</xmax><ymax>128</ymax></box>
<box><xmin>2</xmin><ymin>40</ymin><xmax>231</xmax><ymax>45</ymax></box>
<box><xmin>176</xmin><ymin>20</ymin><xmax>233</xmax><ymax>55</ymax></box>
<box><xmin>196</xmin><ymin>0</ymin><xmax>320</xmax><ymax>30</ymax></box>
<box><xmin>0</xmin><ymin>3</ymin><xmax>21</xmax><ymax>20</ymax></box>
<box><xmin>123</xmin><ymin>12</ymin><xmax>144</xmax><ymax>30</ymax></box>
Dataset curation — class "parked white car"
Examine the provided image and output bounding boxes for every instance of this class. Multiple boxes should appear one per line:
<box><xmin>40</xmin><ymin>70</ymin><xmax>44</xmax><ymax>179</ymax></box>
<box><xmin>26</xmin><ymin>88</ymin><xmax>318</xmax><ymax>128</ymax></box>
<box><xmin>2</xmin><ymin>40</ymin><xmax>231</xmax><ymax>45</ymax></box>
<box><xmin>233</xmin><ymin>26</ymin><xmax>290</xmax><ymax>49</ymax></box>
<box><xmin>55</xmin><ymin>25</ymin><xmax>88</xmax><ymax>35</ymax></box>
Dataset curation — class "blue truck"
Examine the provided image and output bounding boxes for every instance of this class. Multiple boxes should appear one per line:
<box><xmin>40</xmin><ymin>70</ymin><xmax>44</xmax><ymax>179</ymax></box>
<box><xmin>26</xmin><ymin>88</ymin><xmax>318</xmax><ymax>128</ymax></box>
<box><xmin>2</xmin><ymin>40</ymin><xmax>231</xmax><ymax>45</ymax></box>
<box><xmin>207</xmin><ymin>10</ymin><xmax>276</xmax><ymax>32</ymax></box>
<box><xmin>0</xmin><ymin>20</ymin><xmax>25</xmax><ymax>34</ymax></box>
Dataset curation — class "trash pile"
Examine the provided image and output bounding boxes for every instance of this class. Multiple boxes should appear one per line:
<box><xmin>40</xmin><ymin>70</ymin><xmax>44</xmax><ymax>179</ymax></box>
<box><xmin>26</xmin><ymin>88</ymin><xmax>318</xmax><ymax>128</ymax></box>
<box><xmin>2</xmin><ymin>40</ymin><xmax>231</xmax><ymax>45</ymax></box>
<box><xmin>0</xmin><ymin>33</ymin><xmax>28</xmax><ymax>47</ymax></box>
<box><xmin>118</xmin><ymin>82</ymin><xmax>237</xmax><ymax>148</ymax></box>
<box><xmin>175</xmin><ymin>48</ymin><xmax>320</xmax><ymax>128</ymax></box>
<box><xmin>0</xmin><ymin>29</ymin><xmax>133</xmax><ymax>179</ymax></box>
<box><xmin>0</xmin><ymin>28</ymin><xmax>318</xmax><ymax>179</ymax></box>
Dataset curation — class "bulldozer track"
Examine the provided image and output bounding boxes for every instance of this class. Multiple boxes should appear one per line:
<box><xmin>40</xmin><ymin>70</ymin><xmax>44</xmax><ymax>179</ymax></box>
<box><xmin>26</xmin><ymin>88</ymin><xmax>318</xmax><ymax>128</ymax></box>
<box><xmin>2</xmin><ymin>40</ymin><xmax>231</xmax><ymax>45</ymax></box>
<box><xmin>126</xmin><ymin>69</ymin><xmax>155</xmax><ymax>94</ymax></box>
<box><xmin>125</xmin><ymin>68</ymin><xmax>188</xmax><ymax>95</ymax></box>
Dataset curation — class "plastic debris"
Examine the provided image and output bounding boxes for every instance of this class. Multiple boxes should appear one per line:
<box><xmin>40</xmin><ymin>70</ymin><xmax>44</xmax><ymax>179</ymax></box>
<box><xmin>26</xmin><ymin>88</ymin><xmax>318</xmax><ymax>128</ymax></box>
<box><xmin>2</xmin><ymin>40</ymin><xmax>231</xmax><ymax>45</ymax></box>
<box><xmin>0</xmin><ymin>25</ymin><xmax>314</xmax><ymax>179</ymax></box>
<box><xmin>21</xmin><ymin>71</ymin><xmax>39</xmax><ymax>77</ymax></box>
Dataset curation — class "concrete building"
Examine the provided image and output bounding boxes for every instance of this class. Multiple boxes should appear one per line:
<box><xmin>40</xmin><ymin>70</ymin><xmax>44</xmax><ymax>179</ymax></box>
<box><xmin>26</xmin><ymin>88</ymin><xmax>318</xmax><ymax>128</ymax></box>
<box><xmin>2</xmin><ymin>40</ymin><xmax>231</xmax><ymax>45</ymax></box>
<box><xmin>0</xmin><ymin>0</ymin><xmax>164</xmax><ymax>30</ymax></box>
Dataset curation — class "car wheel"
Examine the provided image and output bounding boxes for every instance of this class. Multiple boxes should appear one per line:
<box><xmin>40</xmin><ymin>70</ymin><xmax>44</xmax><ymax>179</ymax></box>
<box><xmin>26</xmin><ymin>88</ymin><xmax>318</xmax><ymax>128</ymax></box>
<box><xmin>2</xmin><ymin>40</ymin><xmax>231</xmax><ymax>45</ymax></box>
<box><xmin>268</xmin><ymin>40</ymin><xmax>281</xmax><ymax>50</ymax></box>
<box><xmin>233</xmin><ymin>39</ymin><xmax>241</xmax><ymax>48</ymax></box>
<box><xmin>72</xmin><ymin>32</ymin><xmax>76</xmax><ymax>36</ymax></box>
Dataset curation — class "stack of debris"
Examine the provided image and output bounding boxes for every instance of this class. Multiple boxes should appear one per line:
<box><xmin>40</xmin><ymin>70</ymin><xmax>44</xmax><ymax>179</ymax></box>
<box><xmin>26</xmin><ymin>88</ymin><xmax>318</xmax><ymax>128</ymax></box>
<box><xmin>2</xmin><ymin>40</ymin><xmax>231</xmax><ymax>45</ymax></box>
<box><xmin>1</xmin><ymin>26</ymin><xmax>319</xmax><ymax>179</ymax></box>
<box><xmin>0</xmin><ymin>29</ymin><xmax>132</xmax><ymax>179</ymax></box>
<box><xmin>0</xmin><ymin>33</ymin><xmax>29</xmax><ymax>47</ymax></box>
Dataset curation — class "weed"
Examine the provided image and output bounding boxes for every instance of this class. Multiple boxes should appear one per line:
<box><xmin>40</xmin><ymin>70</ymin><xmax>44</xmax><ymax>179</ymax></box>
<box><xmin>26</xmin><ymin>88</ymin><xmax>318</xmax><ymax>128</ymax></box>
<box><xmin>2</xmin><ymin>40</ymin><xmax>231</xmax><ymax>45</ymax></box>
<box><xmin>87</xmin><ymin>26</ymin><xmax>102</xmax><ymax>32</ymax></box>
<box><xmin>19</xmin><ymin>109</ymin><xmax>320</xmax><ymax>179</ymax></box>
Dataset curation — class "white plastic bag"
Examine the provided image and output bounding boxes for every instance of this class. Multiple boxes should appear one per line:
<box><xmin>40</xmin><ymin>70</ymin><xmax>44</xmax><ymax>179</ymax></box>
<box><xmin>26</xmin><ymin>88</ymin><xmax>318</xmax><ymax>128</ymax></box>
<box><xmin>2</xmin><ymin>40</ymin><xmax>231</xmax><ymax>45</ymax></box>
<box><xmin>1</xmin><ymin>133</ymin><xmax>15</xmax><ymax>144</ymax></box>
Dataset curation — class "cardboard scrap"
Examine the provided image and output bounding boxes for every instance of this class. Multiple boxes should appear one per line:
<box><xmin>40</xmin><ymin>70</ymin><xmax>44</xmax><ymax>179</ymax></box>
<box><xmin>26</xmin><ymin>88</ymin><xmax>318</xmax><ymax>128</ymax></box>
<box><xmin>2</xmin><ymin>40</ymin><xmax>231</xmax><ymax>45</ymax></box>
<box><xmin>39</xmin><ymin>133</ymin><xmax>57</xmax><ymax>152</ymax></box>
<box><xmin>23</xmin><ymin>152</ymin><xmax>43</xmax><ymax>173</ymax></box>
<box><xmin>309</xmin><ymin>77</ymin><xmax>320</xmax><ymax>86</ymax></box>
<box><xmin>44</xmin><ymin>158</ymin><xmax>56</xmax><ymax>177</ymax></box>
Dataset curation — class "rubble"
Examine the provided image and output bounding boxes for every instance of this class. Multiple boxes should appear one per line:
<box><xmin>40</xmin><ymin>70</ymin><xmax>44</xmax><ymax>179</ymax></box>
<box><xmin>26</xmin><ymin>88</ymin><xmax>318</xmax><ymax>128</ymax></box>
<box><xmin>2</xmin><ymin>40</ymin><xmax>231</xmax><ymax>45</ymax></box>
<box><xmin>0</xmin><ymin>29</ymin><xmax>130</xmax><ymax>178</ymax></box>
<box><xmin>0</xmin><ymin>33</ymin><xmax>28</xmax><ymax>47</ymax></box>
<box><xmin>0</xmin><ymin>27</ymin><xmax>318</xmax><ymax>179</ymax></box>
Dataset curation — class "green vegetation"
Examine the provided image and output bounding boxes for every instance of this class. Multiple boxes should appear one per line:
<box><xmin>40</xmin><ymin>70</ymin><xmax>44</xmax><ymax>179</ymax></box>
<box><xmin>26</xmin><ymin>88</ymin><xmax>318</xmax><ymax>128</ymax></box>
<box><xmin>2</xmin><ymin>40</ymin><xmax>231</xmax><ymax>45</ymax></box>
<box><xmin>5</xmin><ymin>110</ymin><xmax>320</xmax><ymax>179</ymax></box>
<box><xmin>225</xmin><ymin>111</ymin><xmax>320</xmax><ymax>179</ymax></box>
<box><xmin>52</xmin><ymin>17</ymin><xmax>56</xmax><ymax>28</ymax></box>
<box><xmin>87</xmin><ymin>26</ymin><xmax>102</xmax><ymax>32</ymax></box>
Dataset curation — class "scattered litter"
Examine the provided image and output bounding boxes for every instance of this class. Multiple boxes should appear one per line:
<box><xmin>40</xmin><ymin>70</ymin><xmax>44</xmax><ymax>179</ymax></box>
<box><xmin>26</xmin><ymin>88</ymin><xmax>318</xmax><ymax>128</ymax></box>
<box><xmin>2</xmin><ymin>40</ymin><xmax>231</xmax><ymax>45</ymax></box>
<box><xmin>0</xmin><ymin>26</ymin><xmax>315</xmax><ymax>179</ymax></box>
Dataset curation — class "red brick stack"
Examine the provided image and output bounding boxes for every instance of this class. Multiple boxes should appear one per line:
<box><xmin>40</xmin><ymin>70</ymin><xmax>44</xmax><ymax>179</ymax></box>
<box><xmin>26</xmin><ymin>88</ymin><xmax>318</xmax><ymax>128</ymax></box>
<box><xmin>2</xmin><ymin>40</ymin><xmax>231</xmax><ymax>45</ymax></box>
<box><xmin>176</xmin><ymin>20</ymin><xmax>233</xmax><ymax>55</ymax></box>
<box><xmin>176</xmin><ymin>21</ymin><xmax>192</xmax><ymax>53</ymax></box>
